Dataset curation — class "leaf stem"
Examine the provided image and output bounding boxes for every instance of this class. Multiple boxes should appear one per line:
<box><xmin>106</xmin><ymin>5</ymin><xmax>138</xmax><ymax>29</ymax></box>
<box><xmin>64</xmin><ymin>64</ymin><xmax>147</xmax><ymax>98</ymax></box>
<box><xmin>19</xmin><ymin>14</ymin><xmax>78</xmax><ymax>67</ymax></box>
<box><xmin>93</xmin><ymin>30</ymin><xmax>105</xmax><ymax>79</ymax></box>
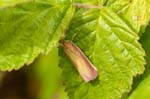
<box><xmin>73</xmin><ymin>3</ymin><xmax>102</xmax><ymax>9</ymax></box>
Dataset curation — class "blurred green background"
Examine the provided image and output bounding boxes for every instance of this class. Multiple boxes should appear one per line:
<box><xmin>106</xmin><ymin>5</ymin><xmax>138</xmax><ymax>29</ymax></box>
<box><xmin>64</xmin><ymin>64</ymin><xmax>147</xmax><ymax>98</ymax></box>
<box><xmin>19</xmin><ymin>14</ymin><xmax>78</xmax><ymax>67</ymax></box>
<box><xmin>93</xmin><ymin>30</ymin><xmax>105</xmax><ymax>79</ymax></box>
<box><xmin>0</xmin><ymin>47</ymin><xmax>69</xmax><ymax>99</ymax></box>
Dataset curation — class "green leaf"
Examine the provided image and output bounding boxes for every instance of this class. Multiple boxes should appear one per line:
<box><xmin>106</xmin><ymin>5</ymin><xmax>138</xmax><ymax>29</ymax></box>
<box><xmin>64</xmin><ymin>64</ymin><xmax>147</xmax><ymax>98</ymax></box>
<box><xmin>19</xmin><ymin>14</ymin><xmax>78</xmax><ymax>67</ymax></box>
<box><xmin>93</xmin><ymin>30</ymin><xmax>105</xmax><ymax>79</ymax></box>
<box><xmin>0</xmin><ymin>1</ymin><xmax>75</xmax><ymax>71</ymax></box>
<box><xmin>105</xmin><ymin>0</ymin><xmax>150</xmax><ymax>33</ymax></box>
<box><xmin>128</xmin><ymin>75</ymin><xmax>150</xmax><ymax>99</ymax></box>
<box><xmin>59</xmin><ymin>7</ymin><xmax>145</xmax><ymax>99</ymax></box>
<box><xmin>127</xmin><ymin>24</ymin><xmax>150</xmax><ymax>99</ymax></box>
<box><xmin>0</xmin><ymin>0</ymin><xmax>33</xmax><ymax>7</ymax></box>
<box><xmin>0</xmin><ymin>0</ymin><xmax>24</xmax><ymax>6</ymax></box>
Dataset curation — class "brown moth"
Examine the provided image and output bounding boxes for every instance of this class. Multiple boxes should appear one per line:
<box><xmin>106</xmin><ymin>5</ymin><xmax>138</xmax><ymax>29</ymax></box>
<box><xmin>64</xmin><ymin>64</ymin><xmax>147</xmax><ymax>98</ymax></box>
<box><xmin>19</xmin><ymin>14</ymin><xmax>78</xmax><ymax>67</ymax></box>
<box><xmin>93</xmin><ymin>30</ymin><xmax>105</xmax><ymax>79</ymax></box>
<box><xmin>62</xmin><ymin>41</ymin><xmax>98</xmax><ymax>82</ymax></box>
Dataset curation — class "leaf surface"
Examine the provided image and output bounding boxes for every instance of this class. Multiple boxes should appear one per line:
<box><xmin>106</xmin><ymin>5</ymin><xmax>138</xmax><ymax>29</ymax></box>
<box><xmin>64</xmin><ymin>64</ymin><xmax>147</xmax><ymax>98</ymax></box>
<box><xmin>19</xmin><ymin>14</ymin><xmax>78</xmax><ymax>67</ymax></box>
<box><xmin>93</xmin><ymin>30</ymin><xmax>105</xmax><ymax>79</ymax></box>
<box><xmin>105</xmin><ymin>0</ymin><xmax>150</xmax><ymax>33</ymax></box>
<box><xmin>0</xmin><ymin>1</ymin><xmax>75</xmax><ymax>71</ymax></box>
<box><xmin>59</xmin><ymin>7</ymin><xmax>145</xmax><ymax>99</ymax></box>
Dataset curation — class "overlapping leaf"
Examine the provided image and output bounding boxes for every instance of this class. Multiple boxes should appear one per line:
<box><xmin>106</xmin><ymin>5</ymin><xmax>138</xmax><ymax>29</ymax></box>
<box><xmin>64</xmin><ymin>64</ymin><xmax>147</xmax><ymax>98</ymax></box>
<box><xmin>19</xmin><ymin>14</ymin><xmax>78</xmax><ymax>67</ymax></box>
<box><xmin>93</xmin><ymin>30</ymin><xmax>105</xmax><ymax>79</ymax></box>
<box><xmin>59</xmin><ymin>7</ymin><xmax>145</xmax><ymax>99</ymax></box>
<box><xmin>105</xmin><ymin>0</ymin><xmax>150</xmax><ymax>34</ymax></box>
<box><xmin>0</xmin><ymin>1</ymin><xmax>75</xmax><ymax>71</ymax></box>
<box><xmin>0</xmin><ymin>0</ymin><xmax>148</xmax><ymax>98</ymax></box>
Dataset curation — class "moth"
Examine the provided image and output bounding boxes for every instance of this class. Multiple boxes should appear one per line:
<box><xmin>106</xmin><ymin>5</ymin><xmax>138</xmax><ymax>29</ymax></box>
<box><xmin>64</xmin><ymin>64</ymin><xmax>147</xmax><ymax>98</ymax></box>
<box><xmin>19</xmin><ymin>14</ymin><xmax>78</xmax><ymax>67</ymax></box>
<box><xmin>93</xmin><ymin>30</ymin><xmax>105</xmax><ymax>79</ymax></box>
<box><xmin>62</xmin><ymin>41</ymin><xmax>98</xmax><ymax>82</ymax></box>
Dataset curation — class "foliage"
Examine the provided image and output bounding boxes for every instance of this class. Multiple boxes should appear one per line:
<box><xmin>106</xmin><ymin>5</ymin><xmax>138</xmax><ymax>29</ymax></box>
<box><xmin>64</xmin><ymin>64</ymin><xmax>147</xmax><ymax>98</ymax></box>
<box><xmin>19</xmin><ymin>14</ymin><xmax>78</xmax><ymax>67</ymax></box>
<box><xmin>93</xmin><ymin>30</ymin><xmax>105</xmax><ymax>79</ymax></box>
<box><xmin>0</xmin><ymin>0</ymin><xmax>150</xmax><ymax>99</ymax></box>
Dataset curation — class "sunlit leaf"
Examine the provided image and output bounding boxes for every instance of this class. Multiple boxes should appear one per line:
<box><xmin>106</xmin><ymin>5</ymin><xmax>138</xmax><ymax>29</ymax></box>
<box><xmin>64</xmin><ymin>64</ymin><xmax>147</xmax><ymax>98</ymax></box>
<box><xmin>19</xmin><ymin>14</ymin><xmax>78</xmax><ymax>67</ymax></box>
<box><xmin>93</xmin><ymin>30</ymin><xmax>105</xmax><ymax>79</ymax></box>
<box><xmin>106</xmin><ymin>0</ymin><xmax>150</xmax><ymax>33</ymax></box>
<box><xmin>59</xmin><ymin>7</ymin><xmax>145</xmax><ymax>99</ymax></box>
<box><xmin>0</xmin><ymin>1</ymin><xmax>75</xmax><ymax>71</ymax></box>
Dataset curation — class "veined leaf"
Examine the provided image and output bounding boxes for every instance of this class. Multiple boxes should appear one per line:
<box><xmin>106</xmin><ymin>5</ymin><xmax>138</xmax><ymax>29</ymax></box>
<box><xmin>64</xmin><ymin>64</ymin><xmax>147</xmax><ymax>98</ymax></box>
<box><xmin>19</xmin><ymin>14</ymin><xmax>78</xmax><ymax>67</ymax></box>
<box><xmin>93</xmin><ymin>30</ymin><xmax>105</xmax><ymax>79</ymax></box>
<box><xmin>105</xmin><ymin>0</ymin><xmax>150</xmax><ymax>33</ymax></box>
<box><xmin>128</xmin><ymin>24</ymin><xmax>150</xmax><ymax>99</ymax></box>
<box><xmin>0</xmin><ymin>1</ymin><xmax>75</xmax><ymax>71</ymax></box>
<box><xmin>59</xmin><ymin>7</ymin><xmax>145</xmax><ymax>99</ymax></box>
